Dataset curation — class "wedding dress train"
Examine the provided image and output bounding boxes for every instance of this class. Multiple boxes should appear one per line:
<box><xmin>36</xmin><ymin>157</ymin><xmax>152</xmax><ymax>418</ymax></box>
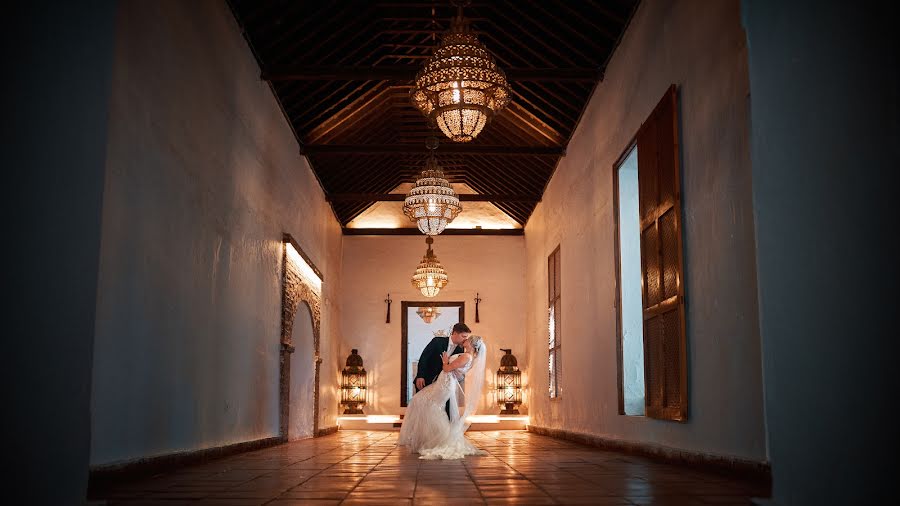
<box><xmin>398</xmin><ymin>351</ymin><xmax>487</xmax><ymax>460</ymax></box>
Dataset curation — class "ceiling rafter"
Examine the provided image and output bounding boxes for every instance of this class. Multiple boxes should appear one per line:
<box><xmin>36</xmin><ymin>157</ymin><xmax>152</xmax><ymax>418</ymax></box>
<box><xmin>227</xmin><ymin>0</ymin><xmax>639</xmax><ymax>229</ymax></box>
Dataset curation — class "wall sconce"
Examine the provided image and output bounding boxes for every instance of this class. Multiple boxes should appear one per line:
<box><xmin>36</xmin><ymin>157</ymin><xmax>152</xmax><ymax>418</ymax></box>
<box><xmin>416</xmin><ymin>306</ymin><xmax>441</xmax><ymax>323</ymax></box>
<box><xmin>496</xmin><ymin>348</ymin><xmax>522</xmax><ymax>415</ymax></box>
<box><xmin>474</xmin><ymin>292</ymin><xmax>482</xmax><ymax>323</ymax></box>
<box><xmin>341</xmin><ymin>349</ymin><xmax>367</xmax><ymax>414</ymax></box>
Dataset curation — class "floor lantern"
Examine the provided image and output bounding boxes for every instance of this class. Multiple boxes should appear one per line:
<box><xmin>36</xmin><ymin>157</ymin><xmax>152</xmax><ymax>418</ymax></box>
<box><xmin>341</xmin><ymin>349</ymin><xmax>367</xmax><ymax>414</ymax></box>
<box><xmin>496</xmin><ymin>348</ymin><xmax>522</xmax><ymax>415</ymax></box>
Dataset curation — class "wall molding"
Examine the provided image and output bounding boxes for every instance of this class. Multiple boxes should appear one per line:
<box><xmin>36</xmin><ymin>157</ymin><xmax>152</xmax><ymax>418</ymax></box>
<box><xmin>527</xmin><ymin>425</ymin><xmax>770</xmax><ymax>484</ymax></box>
<box><xmin>87</xmin><ymin>436</ymin><xmax>283</xmax><ymax>495</ymax></box>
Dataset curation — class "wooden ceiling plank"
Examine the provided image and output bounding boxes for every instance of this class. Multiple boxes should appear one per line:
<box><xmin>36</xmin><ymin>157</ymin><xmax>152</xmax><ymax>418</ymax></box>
<box><xmin>584</xmin><ymin>0</ymin><xmax>629</xmax><ymax>26</ymax></box>
<box><xmin>516</xmin><ymin>81</ymin><xmax>580</xmax><ymax>121</ymax></box>
<box><xmin>296</xmin><ymin>80</ymin><xmax>379</xmax><ymax>133</ymax></box>
<box><xmin>302</xmin><ymin>144</ymin><xmax>564</xmax><ymax>155</ymax></box>
<box><xmin>506</xmin><ymin>102</ymin><xmax>566</xmax><ymax>145</ymax></box>
<box><xmin>320</xmin><ymin>152</ymin><xmax>395</xmax><ymax>191</ymax></box>
<box><xmin>327</xmin><ymin>193</ymin><xmax>541</xmax><ymax>202</ymax></box>
<box><xmin>305</xmin><ymin>84</ymin><xmax>392</xmax><ymax>144</ymax></box>
<box><xmin>498</xmin><ymin>0</ymin><xmax>595</xmax><ymax>65</ymax></box>
<box><xmin>262</xmin><ymin>65</ymin><xmax>599</xmax><ymax>82</ymax></box>
<box><xmin>511</xmin><ymin>87</ymin><xmax>578</xmax><ymax>132</ymax></box>
<box><xmin>469</xmin><ymin>155</ymin><xmax>544</xmax><ymax>194</ymax></box>
<box><xmin>342</xmin><ymin>228</ymin><xmax>524</xmax><ymax>236</ymax></box>
<box><xmin>463</xmin><ymin>161</ymin><xmax>530</xmax><ymax>203</ymax></box>
<box><xmin>490</xmin><ymin>113</ymin><xmax>551</xmax><ymax>146</ymax></box>
<box><xmin>485</xmin><ymin>1</ymin><xmax>577</xmax><ymax>67</ymax></box>
<box><xmin>348</xmin><ymin>156</ymin><xmax>405</xmax><ymax>193</ymax></box>
<box><xmin>459</xmin><ymin>175</ymin><xmax>527</xmax><ymax>224</ymax></box>
<box><xmin>523</xmin><ymin>0</ymin><xmax>611</xmax><ymax>58</ymax></box>
<box><xmin>258</xmin><ymin>2</ymin><xmax>337</xmax><ymax>59</ymax></box>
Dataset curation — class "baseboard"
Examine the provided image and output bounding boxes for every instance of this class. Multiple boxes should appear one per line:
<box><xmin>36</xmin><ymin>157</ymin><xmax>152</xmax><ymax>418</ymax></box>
<box><xmin>87</xmin><ymin>435</ymin><xmax>283</xmax><ymax>495</ymax></box>
<box><xmin>316</xmin><ymin>425</ymin><xmax>339</xmax><ymax>437</ymax></box>
<box><xmin>527</xmin><ymin>425</ymin><xmax>770</xmax><ymax>484</ymax></box>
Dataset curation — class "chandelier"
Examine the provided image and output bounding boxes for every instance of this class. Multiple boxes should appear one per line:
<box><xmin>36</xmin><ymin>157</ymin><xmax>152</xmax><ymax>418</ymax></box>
<box><xmin>402</xmin><ymin>137</ymin><xmax>461</xmax><ymax>236</ymax></box>
<box><xmin>411</xmin><ymin>3</ymin><xmax>510</xmax><ymax>142</ymax></box>
<box><xmin>416</xmin><ymin>306</ymin><xmax>442</xmax><ymax>323</ymax></box>
<box><xmin>411</xmin><ymin>237</ymin><xmax>449</xmax><ymax>298</ymax></box>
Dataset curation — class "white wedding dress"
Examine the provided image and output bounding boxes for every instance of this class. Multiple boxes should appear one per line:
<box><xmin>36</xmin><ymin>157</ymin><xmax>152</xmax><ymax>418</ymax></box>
<box><xmin>398</xmin><ymin>350</ymin><xmax>487</xmax><ymax>459</ymax></box>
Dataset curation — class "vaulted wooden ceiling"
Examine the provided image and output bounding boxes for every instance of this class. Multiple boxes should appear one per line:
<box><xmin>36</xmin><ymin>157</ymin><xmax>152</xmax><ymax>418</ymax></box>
<box><xmin>228</xmin><ymin>0</ymin><xmax>639</xmax><ymax>231</ymax></box>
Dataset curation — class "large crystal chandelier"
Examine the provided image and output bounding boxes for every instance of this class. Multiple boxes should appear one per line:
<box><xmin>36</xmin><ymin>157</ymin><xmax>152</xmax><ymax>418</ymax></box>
<box><xmin>403</xmin><ymin>137</ymin><xmax>461</xmax><ymax>236</ymax></box>
<box><xmin>411</xmin><ymin>237</ymin><xmax>449</xmax><ymax>298</ymax></box>
<box><xmin>411</xmin><ymin>3</ymin><xmax>510</xmax><ymax>142</ymax></box>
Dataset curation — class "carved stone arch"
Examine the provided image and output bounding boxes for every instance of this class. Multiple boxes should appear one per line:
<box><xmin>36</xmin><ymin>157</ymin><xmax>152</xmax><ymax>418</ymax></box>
<box><xmin>280</xmin><ymin>234</ymin><xmax>324</xmax><ymax>439</ymax></box>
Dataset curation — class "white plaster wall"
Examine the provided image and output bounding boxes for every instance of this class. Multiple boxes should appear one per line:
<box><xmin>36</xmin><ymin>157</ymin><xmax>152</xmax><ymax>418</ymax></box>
<box><xmin>524</xmin><ymin>0</ymin><xmax>766</xmax><ymax>461</ymax></box>
<box><xmin>340</xmin><ymin>236</ymin><xmax>526</xmax><ymax>415</ymax></box>
<box><xmin>91</xmin><ymin>0</ymin><xmax>343</xmax><ymax>466</ymax></box>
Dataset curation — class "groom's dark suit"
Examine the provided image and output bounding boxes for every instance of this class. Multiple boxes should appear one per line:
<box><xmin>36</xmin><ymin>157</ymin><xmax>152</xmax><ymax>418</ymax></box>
<box><xmin>414</xmin><ymin>335</ymin><xmax>464</xmax><ymax>419</ymax></box>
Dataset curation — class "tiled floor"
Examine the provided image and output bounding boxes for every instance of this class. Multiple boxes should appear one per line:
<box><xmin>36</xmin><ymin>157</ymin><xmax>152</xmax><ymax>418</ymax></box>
<box><xmin>90</xmin><ymin>431</ymin><xmax>768</xmax><ymax>505</ymax></box>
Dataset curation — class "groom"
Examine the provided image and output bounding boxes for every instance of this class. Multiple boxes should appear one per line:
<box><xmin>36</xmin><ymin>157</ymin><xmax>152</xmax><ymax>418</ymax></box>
<box><xmin>414</xmin><ymin>322</ymin><xmax>470</xmax><ymax>419</ymax></box>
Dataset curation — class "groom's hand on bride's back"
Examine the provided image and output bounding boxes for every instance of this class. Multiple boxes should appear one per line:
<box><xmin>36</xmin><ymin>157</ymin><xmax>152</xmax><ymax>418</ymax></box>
<box><xmin>415</xmin><ymin>377</ymin><xmax>425</xmax><ymax>391</ymax></box>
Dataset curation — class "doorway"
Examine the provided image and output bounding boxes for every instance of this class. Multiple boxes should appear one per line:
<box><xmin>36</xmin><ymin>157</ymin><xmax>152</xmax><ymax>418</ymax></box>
<box><xmin>400</xmin><ymin>301</ymin><xmax>465</xmax><ymax>407</ymax></box>
<box><xmin>288</xmin><ymin>303</ymin><xmax>316</xmax><ymax>439</ymax></box>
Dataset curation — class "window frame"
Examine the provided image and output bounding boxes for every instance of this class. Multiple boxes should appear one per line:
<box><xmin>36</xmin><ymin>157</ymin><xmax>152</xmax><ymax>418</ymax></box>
<box><xmin>613</xmin><ymin>84</ymin><xmax>688</xmax><ymax>422</ymax></box>
<box><xmin>613</xmin><ymin>140</ymin><xmax>638</xmax><ymax>416</ymax></box>
<box><xmin>548</xmin><ymin>245</ymin><xmax>561</xmax><ymax>399</ymax></box>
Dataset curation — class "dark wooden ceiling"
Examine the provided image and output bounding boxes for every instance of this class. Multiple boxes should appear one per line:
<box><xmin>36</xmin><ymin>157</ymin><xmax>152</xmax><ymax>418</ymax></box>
<box><xmin>228</xmin><ymin>0</ymin><xmax>639</xmax><ymax>229</ymax></box>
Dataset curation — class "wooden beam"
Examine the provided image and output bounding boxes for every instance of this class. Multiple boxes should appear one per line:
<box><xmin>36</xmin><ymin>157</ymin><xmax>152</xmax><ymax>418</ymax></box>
<box><xmin>327</xmin><ymin>193</ymin><xmax>541</xmax><ymax>203</ymax></box>
<box><xmin>262</xmin><ymin>65</ymin><xmax>601</xmax><ymax>82</ymax></box>
<box><xmin>302</xmin><ymin>144</ymin><xmax>564</xmax><ymax>156</ymax></box>
<box><xmin>342</xmin><ymin>228</ymin><xmax>524</xmax><ymax>236</ymax></box>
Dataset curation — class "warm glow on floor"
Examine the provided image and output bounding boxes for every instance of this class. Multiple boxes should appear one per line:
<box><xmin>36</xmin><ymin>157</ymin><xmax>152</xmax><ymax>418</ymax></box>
<box><xmin>338</xmin><ymin>415</ymin><xmax>401</xmax><ymax>424</ymax></box>
<box><xmin>337</xmin><ymin>414</ymin><xmax>529</xmax><ymax>425</ymax></box>
<box><xmin>466</xmin><ymin>415</ymin><xmax>530</xmax><ymax>424</ymax></box>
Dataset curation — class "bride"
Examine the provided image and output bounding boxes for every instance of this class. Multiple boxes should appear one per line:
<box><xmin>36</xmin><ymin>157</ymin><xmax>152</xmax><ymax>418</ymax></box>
<box><xmin>398</xmin><ymin>335</ymin><xmax>487</xmax><ymax>459</ymax></box>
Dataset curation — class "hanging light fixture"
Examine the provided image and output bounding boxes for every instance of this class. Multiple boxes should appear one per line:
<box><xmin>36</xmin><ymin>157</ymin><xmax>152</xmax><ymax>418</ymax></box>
<box><xmin>411</xmin><ymin>1</ymin><xmax>510</xmax><ymax>142</ymax></box>
<box><xmin>403</xmin><ymin>136</ymin><xmax>461</xmax><ymax>236</ymax></box>
<box><xmin>411</xmin><ymin>236</ymin><xmax>449</xmax><ymax>298</ymax></box>
<box><xmin>416</xmin><ymin>306</ymin><xmax>442</xmax><ymax>323</ymax></box>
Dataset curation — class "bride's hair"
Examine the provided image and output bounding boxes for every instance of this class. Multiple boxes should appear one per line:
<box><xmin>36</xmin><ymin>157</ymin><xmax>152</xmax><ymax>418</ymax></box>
<box><xmin>467</xmin><ymin>335</ymin><xmax>484</xmax><ymax>356</ymax></box>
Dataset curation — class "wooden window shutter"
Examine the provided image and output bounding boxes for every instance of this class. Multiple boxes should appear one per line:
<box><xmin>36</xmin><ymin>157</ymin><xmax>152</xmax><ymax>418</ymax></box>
<box><xmin>638</xmin><ymin>85</ymin><xmax>687</xmax><ymax>421</ymax></box>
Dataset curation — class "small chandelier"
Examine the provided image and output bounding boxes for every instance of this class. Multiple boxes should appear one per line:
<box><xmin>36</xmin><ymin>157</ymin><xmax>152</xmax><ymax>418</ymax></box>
<box><xmin>411</xmin><ymin>236</ymin><xmax>449</xmax><ymax>298</ymax></box>
<box><xmin>411</xmin><ymin>3</ymin><xmax>510</xmax><ymax>142</ymax></box>
<box><xmin>416</xmin><ymin>306</ymin><xmax>442</xmax><ymax>323</ymax></box>
<box><xmin>341</xmin><ymin>349</ymin><xmax>367</xmax><ymax>414</ymax></box>
<box><xmin>496</xmin><ymin>348</ymin><xmax>522</xmax><ymax>415</ymax></box>
<box><xmin>403</xmin><ymin>137</ymin><xmax>461</xmax><ymax>236</ymax></box>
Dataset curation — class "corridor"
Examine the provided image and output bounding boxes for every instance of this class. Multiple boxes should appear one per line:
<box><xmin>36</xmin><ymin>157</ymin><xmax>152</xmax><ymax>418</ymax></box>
<box><xmin>10</xmin><ymin>0</ymin><xmax>896</xmax><ymax>504</ymax></box>
<box><xmin>91</xmin><ymin>431</ymin><xmax>766</xmax><ymax>505</ymax></box>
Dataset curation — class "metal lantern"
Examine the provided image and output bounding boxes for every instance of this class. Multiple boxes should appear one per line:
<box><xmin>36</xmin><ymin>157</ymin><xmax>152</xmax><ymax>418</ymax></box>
<box><xmin>402</xmin><ymin>137</ymin><xmax>462</xmax><ymax>236</ymax></box>
<box><xmin>411</xmin><ymin>4</ymin><xmax>510</xmax><ymax>142</ymax></box>
<box><xmin>411</xmin><ymin>236</ymin><xmax>449</xmax><ymax>298</ymax></box>
<box><xmin>496</xmin><ymin>348</ymin><xmax>522</xmax><ymax>415</ymax></box>
<box><xmin>341</xmin><ymin>349</ymin><xmax>367</xmax><ymax>414</ymax></box>
<box><xmin>416</xmin><ymin>306</ymin><xmax>442</xmax><ymax>323</ymax></box>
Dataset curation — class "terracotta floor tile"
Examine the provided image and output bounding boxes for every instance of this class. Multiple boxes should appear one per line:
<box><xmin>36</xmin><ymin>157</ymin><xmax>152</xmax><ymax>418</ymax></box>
<box><xmin>91</xmin><ymin>431</ymin><xmax>769</xmax><ymax>505</ymax></box>
<box><xmin>267</xmin><ymin>500</ymin><xmax>341</xmax><ymax>506</ymax></box>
